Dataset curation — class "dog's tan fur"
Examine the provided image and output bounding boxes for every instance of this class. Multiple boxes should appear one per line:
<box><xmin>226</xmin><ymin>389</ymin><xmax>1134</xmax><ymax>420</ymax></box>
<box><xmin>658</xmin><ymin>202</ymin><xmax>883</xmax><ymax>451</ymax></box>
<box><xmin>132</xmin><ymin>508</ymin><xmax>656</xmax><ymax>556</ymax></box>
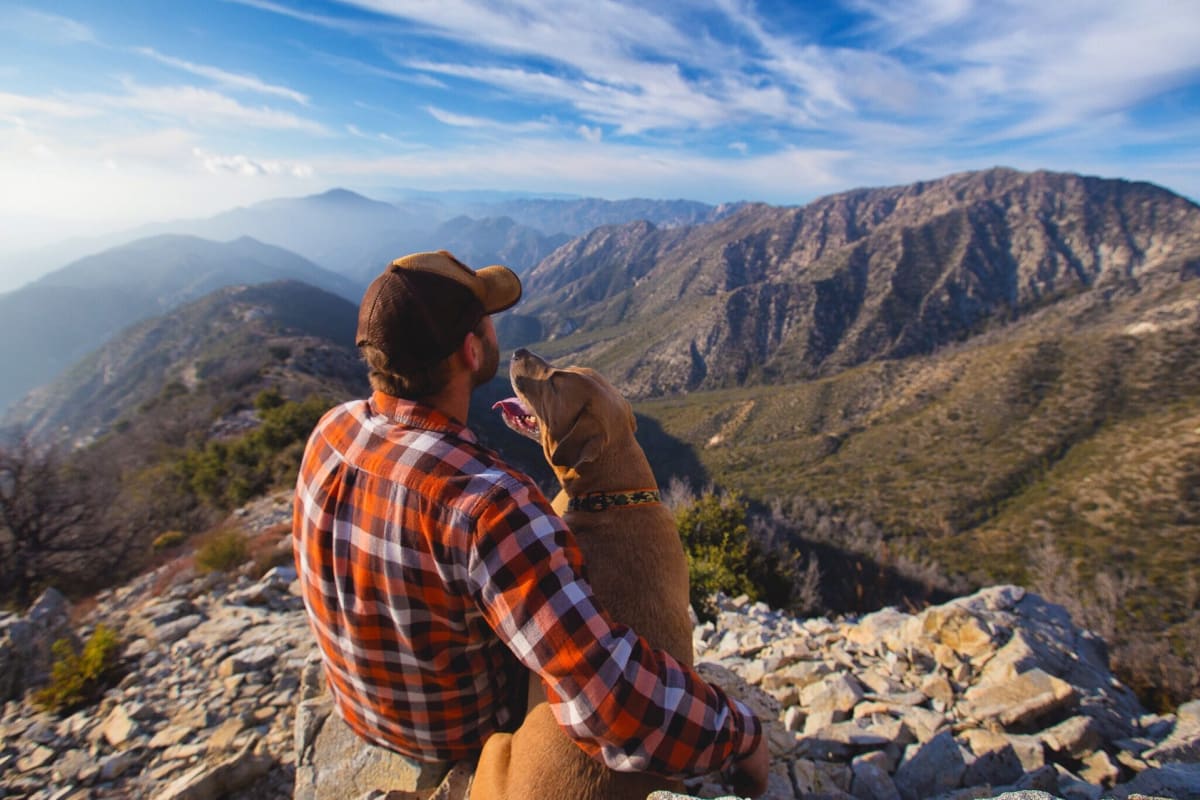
<box><xmin>471</xmin><ymin>350</ymin><xmax>694</xmax><ymax>800</ymax></box>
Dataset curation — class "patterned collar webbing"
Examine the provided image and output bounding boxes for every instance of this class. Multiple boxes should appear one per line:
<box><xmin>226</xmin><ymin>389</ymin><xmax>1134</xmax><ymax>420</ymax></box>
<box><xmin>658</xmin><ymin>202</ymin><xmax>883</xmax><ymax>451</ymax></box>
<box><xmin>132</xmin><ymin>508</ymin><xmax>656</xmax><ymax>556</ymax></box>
<box><xmin>566</xmin><ymin>489</ymin><xmax>662</xmax><ymax>513</ymax></box>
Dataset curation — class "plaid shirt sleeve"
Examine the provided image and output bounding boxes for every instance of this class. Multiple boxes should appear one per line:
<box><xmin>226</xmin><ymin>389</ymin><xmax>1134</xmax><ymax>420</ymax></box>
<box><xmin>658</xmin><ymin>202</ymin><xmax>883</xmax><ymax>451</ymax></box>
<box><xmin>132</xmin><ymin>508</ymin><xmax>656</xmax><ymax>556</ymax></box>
<box><xmin>465</xmin><ymin>473</ymin><xmax>763</xmax><ymax>777</ymax></box>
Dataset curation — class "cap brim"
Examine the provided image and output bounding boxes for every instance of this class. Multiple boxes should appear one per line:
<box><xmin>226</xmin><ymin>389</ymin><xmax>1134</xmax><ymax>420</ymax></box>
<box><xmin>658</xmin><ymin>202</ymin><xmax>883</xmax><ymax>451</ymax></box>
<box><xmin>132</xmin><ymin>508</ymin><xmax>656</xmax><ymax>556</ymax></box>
<box><xmin>477</xmin><ymin>265</ymin><xmax>522</xmax><ymax>314</ymax></box>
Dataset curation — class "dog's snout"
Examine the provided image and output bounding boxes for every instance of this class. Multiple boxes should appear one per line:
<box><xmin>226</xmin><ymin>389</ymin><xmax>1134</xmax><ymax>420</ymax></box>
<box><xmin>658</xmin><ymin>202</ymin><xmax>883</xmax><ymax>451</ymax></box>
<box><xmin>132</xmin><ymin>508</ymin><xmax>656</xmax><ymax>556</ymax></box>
<box><xmin>513</xmin><ymin>348</ymin><xmax>530</xmax><ymax>360</ymax></box>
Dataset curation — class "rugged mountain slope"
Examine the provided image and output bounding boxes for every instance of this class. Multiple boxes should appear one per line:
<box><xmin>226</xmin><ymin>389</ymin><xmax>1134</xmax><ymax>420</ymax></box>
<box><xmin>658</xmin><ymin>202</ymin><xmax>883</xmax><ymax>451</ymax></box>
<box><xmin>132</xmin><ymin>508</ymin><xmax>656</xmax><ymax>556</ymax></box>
<box><xmin>3</xmin><ymin>280</ymin><xmax>367</xmax><ymax>446</ymax></box>
<box><xmin>504</xmin><ymin>168</ymin><xmax>1200</xmax><ymax>704</ymax></box>
<box><xmin>0</xmin><ymin>235</ymin><xmax>359</xmax><ymax>413</ymax></box>
<box><xmin>634</xmin><ymin>288</ymin><xmax>1200</xmax><ymax>702</ymax></box>
<box><xmin>520</xmin><ymin>168</ymin><xmax>1200</xmax><ymax>398</ymax></box>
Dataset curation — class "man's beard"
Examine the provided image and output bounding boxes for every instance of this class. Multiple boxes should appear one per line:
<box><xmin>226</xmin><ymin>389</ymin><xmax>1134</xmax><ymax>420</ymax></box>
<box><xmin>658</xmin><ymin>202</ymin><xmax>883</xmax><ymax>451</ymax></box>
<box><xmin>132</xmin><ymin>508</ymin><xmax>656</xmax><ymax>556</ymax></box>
<box><xmin>472</xmin><ymin>335</ymin><xmax>500</xmax><ymax>389</ymax></box>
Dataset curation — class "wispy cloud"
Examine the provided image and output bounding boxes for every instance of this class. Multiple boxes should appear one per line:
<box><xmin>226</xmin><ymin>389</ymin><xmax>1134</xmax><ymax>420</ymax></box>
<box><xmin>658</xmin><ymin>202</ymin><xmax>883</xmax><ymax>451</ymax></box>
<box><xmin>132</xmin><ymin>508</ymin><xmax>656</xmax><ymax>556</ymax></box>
<box><xmin>193</xmin><ymin>147</ymin><xmax>314</xmax><ymax>178</ymax></box>
<box><xmin>314</xmin><ymin>51</ymin><xmax>448</xmax><ymax>89</ymax></box>
<box><xmin>313</xmin><ymin>135</ymin><xmax>852</xmax><ymax>203</ymax></box>
<box><xmin>846</xmin><ymin>0</ymin><xmax>1200</xmax><ymax>140</ymax></box>
<box><xmin>424</xmin><ymin>105</ymin><xmax>552</xmax><ymax>133</ymax></box>
<box><xmin>233</xmin><ymin>0</ymin><xmax>1199</xmax><ymax>163</ymax></box>
<box><xmin>135</xmin><ymin>47</ymin><xmax>310</xmax><ymax>105</ymax></box>
<box><xmin>0</xmin><ymin>91</ymin><xmax>96</xmax><ymax>121</ymax></box>
<box><xmin>97</xmin><ymin>83</ymin><xmax>328</xmax><ymax>133</ymax></box>
<box><xmin>224</xmin><ymin>0</ymin><xmax>381</xmax><ymax>36</ymax></box>
<box><xmin>1</xmin><ymin>7</ymin><xmax>95</xmax><ymax>44</ymax></box>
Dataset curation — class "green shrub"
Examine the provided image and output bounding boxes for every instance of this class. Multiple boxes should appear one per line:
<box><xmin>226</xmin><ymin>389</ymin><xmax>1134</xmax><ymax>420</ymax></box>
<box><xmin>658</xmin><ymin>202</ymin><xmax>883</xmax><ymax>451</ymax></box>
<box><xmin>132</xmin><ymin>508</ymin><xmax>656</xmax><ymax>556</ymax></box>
<box><xmin>675</xmin><ymin>488</ymin><xmax>813</xmax><ymax>620</ymax></box>
<box><xmin>196</xmin><ymin>528</ymin><xmax>250</xmax><ymax>573</ymax></box>
<box><xmin>178</xmin><ymin>394</ymin><xmax>328</xmax><ymax>509</ymax></box>
<box><xmin>151</xmin><ymin>530</ymin><xmax>186</xmax><ymax>552</ymax></box>
<box><xmin>676</xmin><ymin>491</ymin><xmax>758</xmax><ymax>620</ymax></box>
<box><xmin>34</xmin><ymin>624</ymin><xmax>122</xmax><ymax>713</ymax></box>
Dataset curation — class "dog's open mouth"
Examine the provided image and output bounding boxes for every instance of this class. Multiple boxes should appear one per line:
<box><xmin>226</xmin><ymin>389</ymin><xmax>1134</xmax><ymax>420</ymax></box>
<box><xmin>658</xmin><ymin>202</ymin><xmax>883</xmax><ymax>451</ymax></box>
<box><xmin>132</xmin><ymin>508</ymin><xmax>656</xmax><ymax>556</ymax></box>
<box><xmin>493</xmin><ymin>397</ymin><xmax>541</xmax><ymax>441</ymax></box>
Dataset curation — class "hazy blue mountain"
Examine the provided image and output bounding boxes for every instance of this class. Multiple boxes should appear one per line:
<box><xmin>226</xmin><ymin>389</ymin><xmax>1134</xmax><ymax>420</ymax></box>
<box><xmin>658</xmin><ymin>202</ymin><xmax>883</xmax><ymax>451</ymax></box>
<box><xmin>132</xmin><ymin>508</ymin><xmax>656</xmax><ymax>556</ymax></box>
<box><xmin>345</xmin><ymin>215</ymin><xmax>572</xmax><ymax>282</ymax></box>
<box><xmin>2</xmin><ymin>280</ymin><xmax>368</xmax><ymax>447</ymax></box>
<box><xmin>0</xmin><ymin>190</ymin><xmax>738</xmax><ymax>292</ymax></box>
<box><xmin>0</xmin><ymin>234</ymin><xmax>358</xmax><ymax>413</ymax></box>
<box><xmin>461</xmin><ymin>196</ymin><xmax>744</xmax><ymax>237</ymax></box>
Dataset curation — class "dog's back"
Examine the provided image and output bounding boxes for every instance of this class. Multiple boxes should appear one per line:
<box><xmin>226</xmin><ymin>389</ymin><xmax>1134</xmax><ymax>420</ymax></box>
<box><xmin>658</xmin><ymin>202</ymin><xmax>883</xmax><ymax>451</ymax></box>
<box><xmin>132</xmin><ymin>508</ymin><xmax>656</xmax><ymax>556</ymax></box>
<box><xmin>564</xmin><ymin>501</ymin><xmax>694</xmax><ymax>669</ymax></box>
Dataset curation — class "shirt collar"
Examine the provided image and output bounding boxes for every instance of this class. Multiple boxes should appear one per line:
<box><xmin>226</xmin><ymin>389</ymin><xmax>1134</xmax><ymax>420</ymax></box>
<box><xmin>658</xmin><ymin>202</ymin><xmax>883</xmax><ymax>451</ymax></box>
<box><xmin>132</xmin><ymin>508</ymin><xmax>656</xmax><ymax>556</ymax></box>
<box><xmin>368</xmin><ymin>391</ymin><xmax>480</xmax><ymax>445</ymax></box>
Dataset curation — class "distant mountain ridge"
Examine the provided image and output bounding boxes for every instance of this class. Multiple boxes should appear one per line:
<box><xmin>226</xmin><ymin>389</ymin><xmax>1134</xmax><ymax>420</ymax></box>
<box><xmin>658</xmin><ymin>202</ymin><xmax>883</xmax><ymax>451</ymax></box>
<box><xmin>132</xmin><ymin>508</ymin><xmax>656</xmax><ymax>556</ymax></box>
<box><xmin>0</xmin><ymin>235</ymin><xmax>358</xmax><ymax>413</ymax></box>
<box><xmin>462</xmin><ymin>196</ymin><xmax>745</xmax><ymax>237</ymax></box>
<box><xmin>0</xmin><ymin>189</ymin><xmax>734</xmax><ymax>293</ymax></box>
<box><xmin>519</xmin><ymin>168</ymin><xmax>1200</xmax><ymax>397</ymax></box>
<box><xmin>3</xmin><ymin>280</ymin><xmax>366</xmax><ymax>446</ymax></box>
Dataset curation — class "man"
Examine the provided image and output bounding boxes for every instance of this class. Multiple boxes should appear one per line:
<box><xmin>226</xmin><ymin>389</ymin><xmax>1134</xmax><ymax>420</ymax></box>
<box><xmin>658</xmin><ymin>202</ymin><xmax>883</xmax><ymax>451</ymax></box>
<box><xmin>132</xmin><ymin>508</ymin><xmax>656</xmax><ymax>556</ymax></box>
<box><xmin>293</xmin><ymin>250</ymin><xmax>768</xmax><ymax>795</ymax></box>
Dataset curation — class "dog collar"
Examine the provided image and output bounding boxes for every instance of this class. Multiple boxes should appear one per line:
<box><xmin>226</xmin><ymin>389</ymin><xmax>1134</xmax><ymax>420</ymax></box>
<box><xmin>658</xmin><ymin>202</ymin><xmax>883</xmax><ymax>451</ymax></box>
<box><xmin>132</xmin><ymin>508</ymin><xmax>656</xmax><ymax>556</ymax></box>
<box><xmin>567</xmin><ymin>489</ymin><xmax>662</xmax><ymax>513</ymax></box>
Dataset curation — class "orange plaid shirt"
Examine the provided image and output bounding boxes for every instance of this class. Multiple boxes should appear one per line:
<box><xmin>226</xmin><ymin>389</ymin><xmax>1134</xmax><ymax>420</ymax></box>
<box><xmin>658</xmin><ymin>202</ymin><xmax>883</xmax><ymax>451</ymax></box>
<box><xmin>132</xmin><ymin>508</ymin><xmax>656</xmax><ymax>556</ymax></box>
<box><xmin>293</xmin><ymin>392</ymin><xmax>762</xmax><ymax>776</ymax></box>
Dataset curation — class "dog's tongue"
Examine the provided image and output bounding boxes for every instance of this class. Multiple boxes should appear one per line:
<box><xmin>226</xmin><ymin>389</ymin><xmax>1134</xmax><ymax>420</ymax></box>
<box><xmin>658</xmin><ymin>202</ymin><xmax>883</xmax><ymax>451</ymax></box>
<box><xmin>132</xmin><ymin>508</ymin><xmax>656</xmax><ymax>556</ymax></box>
<box><xmin>492</xmin><ymin>397</ymin><xmax>541</xmax><ymax>441</ymax></box>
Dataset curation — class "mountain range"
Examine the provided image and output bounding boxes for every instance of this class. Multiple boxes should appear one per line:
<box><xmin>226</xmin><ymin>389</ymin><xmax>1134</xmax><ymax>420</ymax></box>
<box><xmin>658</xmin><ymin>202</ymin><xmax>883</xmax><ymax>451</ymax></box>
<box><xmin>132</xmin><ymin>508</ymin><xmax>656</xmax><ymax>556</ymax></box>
<box><xmin>3</xmin><ymin>281</ymin><xmax>367</xmax><ymax>447</ymax></box>
<box><xmin>0</xmin><ymin>190</ymin><xmax>739</xmax><ymax>412</ymax></box>
<box><xmin>0</xmin><ymin>235</ymin><xmax>361</xmax><ymax>413</ymax></box>
<box><xmin>518</xmin><ymin>168</ymin><xmax>1200</xmax><ymax>397</ymax></box>
<box><xmin>0</xmin><ymin>189</ymin><xmax>740</xmax><ymax>293</ymax></box>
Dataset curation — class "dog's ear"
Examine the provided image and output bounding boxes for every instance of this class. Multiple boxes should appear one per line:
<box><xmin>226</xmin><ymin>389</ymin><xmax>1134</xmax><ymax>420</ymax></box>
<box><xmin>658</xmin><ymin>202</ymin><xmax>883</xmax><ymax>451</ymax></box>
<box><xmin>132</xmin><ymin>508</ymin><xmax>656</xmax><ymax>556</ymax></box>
<box><xmin>549</xmin><ymin>405</ymin><xmax>605</xmax><ymax>469</ymax></box>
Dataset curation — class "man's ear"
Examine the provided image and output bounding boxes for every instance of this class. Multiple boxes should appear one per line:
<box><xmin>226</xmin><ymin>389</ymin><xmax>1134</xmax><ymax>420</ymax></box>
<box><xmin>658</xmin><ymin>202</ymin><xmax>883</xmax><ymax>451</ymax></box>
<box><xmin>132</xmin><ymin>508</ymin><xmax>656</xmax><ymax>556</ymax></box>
<box><xmin>459</xmin><ymin>330</ymin><xmax>481</xmax><ymax>371</ymax></box>
<box><xmin>549</xmin><ymin>407</ymin><xmax>605</xmax><ymax>469</ymax></box>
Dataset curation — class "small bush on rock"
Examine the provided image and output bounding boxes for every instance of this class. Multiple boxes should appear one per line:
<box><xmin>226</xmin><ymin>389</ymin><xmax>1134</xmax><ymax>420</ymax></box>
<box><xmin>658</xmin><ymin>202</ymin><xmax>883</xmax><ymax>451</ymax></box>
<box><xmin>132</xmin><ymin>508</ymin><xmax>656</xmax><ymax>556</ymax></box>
<box><xmin>676</xmin><ymin>491</ymin><xmax>760</xmax><ymax>620</ymax></box>
<box><xmin>151</xmin><ymin>530</ymin><xmax>186</xmax><ymax>552</ymax></box>
<box><xmin>34</xmin><ymin>624</ymin><xmax>122</xmax><ymax>713</ymax></box>
<box><xmin>675</xmin><ymin>486</ymin><xmax>811</xmax><ymax>621</ymax></box>
<box><xmin>196</xmin><ymin>527</ymin><xmax>250</xmax><ymax>573</ymax></box>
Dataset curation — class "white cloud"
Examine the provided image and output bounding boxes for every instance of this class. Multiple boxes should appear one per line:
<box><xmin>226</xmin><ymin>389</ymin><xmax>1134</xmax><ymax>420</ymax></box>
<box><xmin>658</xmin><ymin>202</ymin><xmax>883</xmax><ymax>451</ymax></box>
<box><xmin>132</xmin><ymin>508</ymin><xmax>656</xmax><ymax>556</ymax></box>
<box><xmin>135</xmin><ymin>47</ymin><xmax>310</xmax><ymax>105</ymax></box>
<box><xmin>361</xmin><ymin>2</ymin><xmax>798</xmax><ymax>134</ymax></box>
<box><xmin>2</xmin><ymin>8</ymin><xmax>95</xmax><ymax>44</ymax></box>
<box><xmin>100</xmin><ymin>83</ymin><xmax>328</xmax><ymax>133</ymax></box>
<box><xmin>578</xmin><ymin>125</ymin><xmax>602</xmax><ymax>143</ymax></box>
<box><xmin>193</xmin><ymin>147</ymin><xmax>314</xmax><ymax>178</ymax></box>
<box><xmin>849</xmin><ymin>0</ymin><xmax>1200</xmax><ymax>140</ymax></box>
<box><xmin>345</xmin><ymin>0</ymin><xmax>694</xmax><ymax>78</ymax></box>
<box><xmin>0</xmin><ymin>91</ymin><xmax>96</xmax><ymax>120</ymax></box>
<box><xmin>410</xmin><ymin>60</ymin><xmax>733</xmax><ymax>134</ymax></box>
<box><xmin>226</xmin><ymin>0</ymin><xmax>385</xmax><ymax>36</ymax></box>
<box><xmin>0</xmin><ymin>126</ymin><xmax>321</xmax><ymax>236</ymax></box>
<box><xmin>316</xmin><ymin>51</ymin><xmax>449</xmax><ymax>88</ymax></box>
<box><xmin>310</xmin><ymin>135</ymin><xmax>851</xmax><ymax>204</ymax></box>
<box><xmin>423</xmin><ymin>105</ymin><xmax>552</xmax><ymax>133</ymax></box>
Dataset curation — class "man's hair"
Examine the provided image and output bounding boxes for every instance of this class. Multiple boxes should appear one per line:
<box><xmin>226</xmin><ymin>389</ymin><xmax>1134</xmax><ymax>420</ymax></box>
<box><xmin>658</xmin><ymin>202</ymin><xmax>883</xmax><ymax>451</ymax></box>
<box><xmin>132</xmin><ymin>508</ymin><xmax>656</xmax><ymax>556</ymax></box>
<box><xmin>361</xmin><ymin>317</ymin><xmax>487</xmax><ymax>400</ymax></box>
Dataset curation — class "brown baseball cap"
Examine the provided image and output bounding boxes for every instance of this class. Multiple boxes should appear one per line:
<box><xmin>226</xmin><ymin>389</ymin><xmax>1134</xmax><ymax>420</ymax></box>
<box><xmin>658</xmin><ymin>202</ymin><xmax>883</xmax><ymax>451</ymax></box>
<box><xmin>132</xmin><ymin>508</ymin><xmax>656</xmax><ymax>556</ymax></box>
<box><xmin>356</xmin><ymin>250</ymin><xmax>522</xmax><ymax>368</ymax></box>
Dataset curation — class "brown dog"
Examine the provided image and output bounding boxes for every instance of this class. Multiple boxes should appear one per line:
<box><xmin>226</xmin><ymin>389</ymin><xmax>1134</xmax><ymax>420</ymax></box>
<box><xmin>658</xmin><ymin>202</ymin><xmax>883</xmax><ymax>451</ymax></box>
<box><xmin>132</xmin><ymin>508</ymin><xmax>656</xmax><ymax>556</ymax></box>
<box><xmin>472</xmin><ymin>349</ymin><xmax>694</xmax><ymax>800</ymax></box>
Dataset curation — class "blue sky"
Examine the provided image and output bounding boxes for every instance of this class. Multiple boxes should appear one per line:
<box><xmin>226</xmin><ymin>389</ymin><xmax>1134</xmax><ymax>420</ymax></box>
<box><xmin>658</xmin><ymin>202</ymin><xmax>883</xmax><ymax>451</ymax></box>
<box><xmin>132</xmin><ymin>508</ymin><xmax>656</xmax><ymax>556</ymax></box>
<box><xmin>2</xmin><ymin>0</ymin><xmax>1199</xmax><ymax>251</ymax></box>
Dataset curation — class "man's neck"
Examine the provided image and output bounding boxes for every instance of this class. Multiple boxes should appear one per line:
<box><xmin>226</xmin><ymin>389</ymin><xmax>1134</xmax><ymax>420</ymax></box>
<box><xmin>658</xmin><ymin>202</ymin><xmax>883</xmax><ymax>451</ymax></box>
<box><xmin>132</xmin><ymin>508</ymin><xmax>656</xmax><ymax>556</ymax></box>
<box><xmin>422</xmin><ymin>372</ymin><xmax>472</xmax><ymax>425</ymax></box>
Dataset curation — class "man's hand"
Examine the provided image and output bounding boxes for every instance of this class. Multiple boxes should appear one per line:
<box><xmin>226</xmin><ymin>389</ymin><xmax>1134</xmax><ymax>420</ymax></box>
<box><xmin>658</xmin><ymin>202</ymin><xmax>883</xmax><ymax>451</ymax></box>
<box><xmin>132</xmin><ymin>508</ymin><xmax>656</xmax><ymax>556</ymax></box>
<box><xmin>726</xmin><ymin>735</ymin><xmax>769</xmax><ymax>798</ymax></box>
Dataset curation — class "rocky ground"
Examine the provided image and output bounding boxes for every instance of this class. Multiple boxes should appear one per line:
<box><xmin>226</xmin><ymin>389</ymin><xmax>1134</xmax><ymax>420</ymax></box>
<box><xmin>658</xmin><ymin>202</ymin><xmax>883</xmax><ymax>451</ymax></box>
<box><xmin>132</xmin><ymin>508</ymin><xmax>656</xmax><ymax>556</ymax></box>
<box><xmin>1</xmin><ymin>493</ymin><xmax>1198</xmax><ymax>799</ymax></box>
